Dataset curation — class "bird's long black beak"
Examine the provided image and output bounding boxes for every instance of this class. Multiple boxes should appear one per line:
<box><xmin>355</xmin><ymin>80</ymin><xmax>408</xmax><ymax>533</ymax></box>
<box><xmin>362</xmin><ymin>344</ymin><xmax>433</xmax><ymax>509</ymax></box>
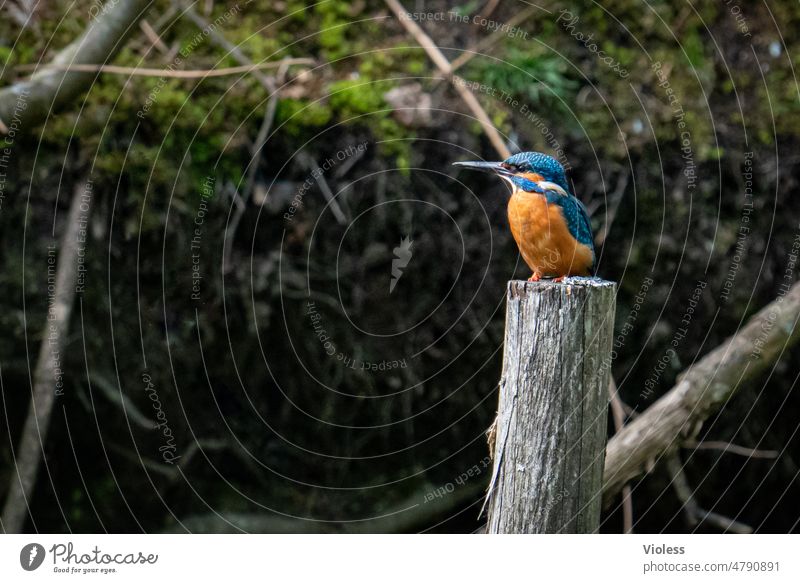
<box><xmin>452</xmin><ymin>160</ymin><xmax>512</xmax><ymax>177</ymax></box>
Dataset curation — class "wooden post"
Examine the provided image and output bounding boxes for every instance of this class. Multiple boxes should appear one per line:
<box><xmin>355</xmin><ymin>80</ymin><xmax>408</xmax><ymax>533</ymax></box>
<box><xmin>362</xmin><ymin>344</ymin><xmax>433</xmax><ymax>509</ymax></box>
<box><xmin>485</xmin><ymin>278</ymin><xmax>616</xmax><ymax>533</ymax></box>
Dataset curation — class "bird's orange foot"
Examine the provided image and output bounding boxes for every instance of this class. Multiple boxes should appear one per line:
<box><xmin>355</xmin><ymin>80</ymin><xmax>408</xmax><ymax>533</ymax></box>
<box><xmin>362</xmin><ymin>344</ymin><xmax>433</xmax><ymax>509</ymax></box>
<box><xmin>553</xmin><ymin>275</ymin><xmax>567</xmax><ymax>283</ymax></box>
<box><xmin>528</xmin><ymin>272</ymin><xmax>542</xmax><ymax>282</ymax></box>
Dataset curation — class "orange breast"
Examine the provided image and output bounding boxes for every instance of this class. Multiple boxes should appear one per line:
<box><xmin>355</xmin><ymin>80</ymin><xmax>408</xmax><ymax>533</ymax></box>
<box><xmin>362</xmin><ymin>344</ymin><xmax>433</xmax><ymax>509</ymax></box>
<box><xmin>507</xmin><ymin>192</ymin><xmax>593</xmax><ymax>277</ymax></box>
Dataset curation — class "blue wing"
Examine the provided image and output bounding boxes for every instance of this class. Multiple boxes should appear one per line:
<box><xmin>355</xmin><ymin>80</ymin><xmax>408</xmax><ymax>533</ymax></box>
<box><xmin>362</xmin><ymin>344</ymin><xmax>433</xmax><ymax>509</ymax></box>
<box><xmin>555</xmin><ymin>195</ymin><xmax>594</xmax><ymax>248</ymax></box>
<box><xmin>555</xmin><ymin>195</ymin><xmax>596</xmax><ymax>270</ymax></box>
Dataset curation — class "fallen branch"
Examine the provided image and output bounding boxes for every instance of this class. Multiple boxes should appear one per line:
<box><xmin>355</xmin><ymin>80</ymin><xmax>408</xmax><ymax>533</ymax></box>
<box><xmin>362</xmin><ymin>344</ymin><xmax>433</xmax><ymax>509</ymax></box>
<box><xmin>0</xmin><ymin>0</ymin><xmax>153</xmax><ymax>133</ymax></box>
<box><xmin>1</xmin><ymin>180</ymin><xmax>94</xmax><ymax>533</ymax></box>
<box><xmin>603</xmin><ymin>281</ymin><xmax>800</xmax><ymax>506</ymax></box>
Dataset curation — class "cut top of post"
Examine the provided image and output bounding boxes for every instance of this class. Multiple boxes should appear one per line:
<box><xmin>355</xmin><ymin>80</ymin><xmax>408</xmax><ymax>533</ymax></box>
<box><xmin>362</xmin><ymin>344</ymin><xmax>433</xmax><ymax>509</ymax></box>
<box><xmin>507</xmin><ymin>277</ymin><xmax>616</xmax><ymax>299</ymax></box>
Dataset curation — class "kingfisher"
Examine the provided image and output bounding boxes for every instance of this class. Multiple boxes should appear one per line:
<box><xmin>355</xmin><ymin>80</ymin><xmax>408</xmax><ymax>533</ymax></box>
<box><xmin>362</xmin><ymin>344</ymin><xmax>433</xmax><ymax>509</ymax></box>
<box><xmin>453</xmin><ymin>152</ymin><xmax>594</xmax><ymax>282</ymax></box>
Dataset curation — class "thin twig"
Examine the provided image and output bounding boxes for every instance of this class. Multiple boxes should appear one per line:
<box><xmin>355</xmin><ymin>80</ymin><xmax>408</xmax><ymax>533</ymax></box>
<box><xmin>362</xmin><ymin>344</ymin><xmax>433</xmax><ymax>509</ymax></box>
<box><xmin>150</xmin><ymin>3</ymin><xmax>180</xmax><ymax>32</ymax></box>
<box><xmin>595</xmin><ymin>169</ymin><xmax>629</xmax><ymax>246</ymax></box>
<box><xmin>139</xmin><ymin>19</ymin><xmax>169</xmax><ymax>54</ymax></box>
<box><xmin>254</xmin><ymin>63</ymin><xmax>291</xmax><ymax>158</ymax></box>
<box><xmin>608</xmin><ymin>378</ymin><xmax>634</xmax><ymax>533</ymax></box>
<box><xmin>684</xmin><ymin>440</ymin><xmax>779</xmax><ymax>459</ymax></box>
<box><xmin>16</xmin><ymin>59</ymin><xmax>313</xmax><ymax>78</ymax></box>
<box><xmin>0</xmin><ymin>0</ymin><xmax>153</xmax><ymax>133</ymax></box>
<box><xmin>224</xmin><ymin>58</ymin><xmax>292</xmax><ymax>272</ymax></box>
<box><xmin>177</xmin><ymin>1</ymin><xmax>277</xmax><ymax>92</ymax></box>
<box><xmin>296</xmin><ymin>151</ymin><xmax>348</xmax><ymax>225</ymax></box>
<box><xmin>479</xmin><ymin>0</ymin><xmax>501</xmax><ymax>19</ymax></box>
<box><xmin>449</xmin><ymin>5</ymin><xmax>538</xmax><ymax>72</ymax></box>
<box><xmin>333</xmin><ymin>144</ymin><xmax>367</xmax><ymax>179</ymax></box>
<box><xmin>384</xmin><ymin>0</ymin><xmax>510</xmax><ymax>159</ymax></box>
<box><xmin>665</xmin><ymin>453</ymin><xmax>753</xmax><ymax>533</ymax></box>
<box><xmin>88</xmin><ymin>373</ymin><xmax>152</xmax><ymax>430</ymax></box>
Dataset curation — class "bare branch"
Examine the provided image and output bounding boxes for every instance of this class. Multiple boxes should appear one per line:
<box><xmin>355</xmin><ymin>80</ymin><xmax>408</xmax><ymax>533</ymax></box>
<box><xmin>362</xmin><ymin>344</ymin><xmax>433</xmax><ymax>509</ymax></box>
<box><xmin>383</xmin><ymin>0</ymin><xmax>511</xmax><ymax>159</ymax></box>
<box><xmin>174</xmin><ymin>4</ymin><xmax>304</xmax><ymax>272</ymax></box>
<box><xmin>177</xmin><ymin>2</ymin><xmax>277</xmax><ymax>93</ymax></box>
<box><xmin>684</xmin><ymin>440</ymin><xmax>779</xmax><ymax>459</ymax></box>
<box><xmin>603</xmin><ymin>281</ymin><xmax>800</xmax><ymax>506</ymax></box>
<box><xmin>608</xmin><ymin>378</ymin><xmax>634</xmax><ymax>533</ymax></box>
<box><xmin>15</xmin><ymin>59</ymin><xmax>313</xmax><ymax>79</ymax></box>
<box><xmin>139</xmin><ymin>19</ymin><xmax>169</xmax><ymax>54</ymax></box>
<box><xmin>665</xmin><ymin>454</ymin><xmax>752</xmax><ymax>534</ymax></box>
<box><xmin>296</xmin><ymin>151</ymin><xmax>348</xmax><ymax>225</ymax></box>
<box><xmin>595</xmin><ymin>169</ymin><xmax>630</xmax><ymax>247</ymax></box>
<box><xmin>1</xmin><ymin>179</ymin><xmax>94</xmax><ymax>533</ymax></box>
<box><xmin>88</xmin><ymin>373</ymin><xmax>152</xmax><ymax>431</ymax></box>
<box><xmin>449</xmin><ymin>5</ymin><xmax>538</xmax><ymax>72</ymax></box>
<box><xmin>223</xmin><ymin>59</ymin><xmax>292</xmax><ymax>272</ymax></box>
<box><xmin>0</xmin><ymin>0</ymin><xmax>154</xmax><ymax>133</ymax></box>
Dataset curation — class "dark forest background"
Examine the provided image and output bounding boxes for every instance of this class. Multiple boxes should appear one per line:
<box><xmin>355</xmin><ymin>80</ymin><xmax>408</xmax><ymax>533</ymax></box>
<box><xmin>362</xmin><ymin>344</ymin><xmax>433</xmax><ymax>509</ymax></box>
<box><xmin>1</xmin><ymin>0</ymin><xmax>799</xmax><ymax>533</ymax></box>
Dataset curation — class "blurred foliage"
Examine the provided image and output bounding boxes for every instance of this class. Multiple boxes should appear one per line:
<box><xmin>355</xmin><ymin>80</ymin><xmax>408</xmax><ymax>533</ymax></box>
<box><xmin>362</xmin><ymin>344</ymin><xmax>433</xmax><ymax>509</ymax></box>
<box><xmin>1</xmin><ymin>0</ymin><xmax>800</xmax><ymax>533</ymax></box>
<box><xmin>466</xmin><ymin>48</ymin><xmax>579</xmax><ymax>111</ymax></box>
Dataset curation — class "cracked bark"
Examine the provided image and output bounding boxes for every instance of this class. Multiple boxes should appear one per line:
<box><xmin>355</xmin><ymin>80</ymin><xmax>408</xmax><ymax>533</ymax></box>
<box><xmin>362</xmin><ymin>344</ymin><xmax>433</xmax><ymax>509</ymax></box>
<box><xmin>485</xmin><ymin>279</ymin><xmax>616</xmax><ymax>533</ymax></box>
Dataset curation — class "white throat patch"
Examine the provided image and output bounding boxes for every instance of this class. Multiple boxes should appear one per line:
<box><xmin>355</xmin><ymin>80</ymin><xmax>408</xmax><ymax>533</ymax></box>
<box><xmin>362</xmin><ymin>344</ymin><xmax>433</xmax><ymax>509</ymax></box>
<box><xmin>537</xmin><ymin>181</ymin><xmax>569</xmax><ymax>196</ymax></box>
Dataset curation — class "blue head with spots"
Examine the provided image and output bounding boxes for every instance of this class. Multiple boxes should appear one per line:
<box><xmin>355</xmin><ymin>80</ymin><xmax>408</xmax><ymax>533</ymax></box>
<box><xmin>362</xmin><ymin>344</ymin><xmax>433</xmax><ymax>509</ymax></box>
<box><xmin>502</xmin><ymin>152</ymin><xmax>571</xmax><ymax>195</ymax></box>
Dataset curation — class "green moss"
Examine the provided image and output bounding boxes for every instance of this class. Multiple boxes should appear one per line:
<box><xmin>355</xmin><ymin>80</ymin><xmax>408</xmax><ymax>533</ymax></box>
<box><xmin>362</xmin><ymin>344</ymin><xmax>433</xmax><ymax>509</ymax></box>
<box><xmin>315</xmin><ymin>0</ymin><xmax>356</xmax><ymax>60</ymax></box>
<box><xmin>600</xmin><ymin>41</ymin><xmax>638</xmax><ymax>70</ymax></box>
<box><xmin>327</xmin><ymin>79</ymin><xmax>411</xmax><ymax>169</ymax></box>
<box><xmin>285</xmin><ymin>0</ymin><xmax>310</xmax><ymax>23</ymax></box>
<box><xmin>0</xmin><ymin>46</ymin><xmax>11</xmax><ymax>66</ymax></box>
<box><xmin>276</xmin><ymin>99</ymin><xmax>332</xmax><ymax>136</ymax></box>
<box><xmin>449</xmin><ymin>1</ymin><xmax>480</xmax><ymax>18</ymax></box>
<box><xmin>681</xmin><ymin>28</ymin><xmax>706</xmax><ymax>68</ymax></box>
<box><xmin>356</xmin><ymin>47</ymin><xmax>427</xmax><ymax>79</ymax></box>
<box><xmin>328</xmin><ymin>79</ymin><xmax>388</xmax><ymax>117</ymax></box>
<box><xmin>465</xmin><ymin>47</ymin><xmax>578</xmax><ymax>113</ymax></box>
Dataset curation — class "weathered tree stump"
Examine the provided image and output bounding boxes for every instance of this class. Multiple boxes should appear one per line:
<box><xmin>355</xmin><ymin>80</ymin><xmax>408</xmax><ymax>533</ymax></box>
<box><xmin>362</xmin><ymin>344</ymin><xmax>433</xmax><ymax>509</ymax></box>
<box><xmin>485</xmin><ymin>278</ymin><xmax>616</xmax><ymax>533</ymax></box>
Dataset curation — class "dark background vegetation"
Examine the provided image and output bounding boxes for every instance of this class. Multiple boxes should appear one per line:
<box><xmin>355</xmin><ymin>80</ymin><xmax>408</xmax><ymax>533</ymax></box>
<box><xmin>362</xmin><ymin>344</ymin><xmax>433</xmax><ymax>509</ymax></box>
<box><xmin>1</xmin><ymin>0</ymin><xmax>799</xmax><ymax>533</ymax></box>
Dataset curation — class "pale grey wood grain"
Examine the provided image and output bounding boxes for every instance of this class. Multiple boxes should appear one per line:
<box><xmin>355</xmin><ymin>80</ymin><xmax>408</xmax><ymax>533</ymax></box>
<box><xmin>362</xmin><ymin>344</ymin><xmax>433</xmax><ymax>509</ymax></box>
<box><xmin>486</xmin><ymin>278</ymin><xmax>616</xmax><ymax>533</ymax></box>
